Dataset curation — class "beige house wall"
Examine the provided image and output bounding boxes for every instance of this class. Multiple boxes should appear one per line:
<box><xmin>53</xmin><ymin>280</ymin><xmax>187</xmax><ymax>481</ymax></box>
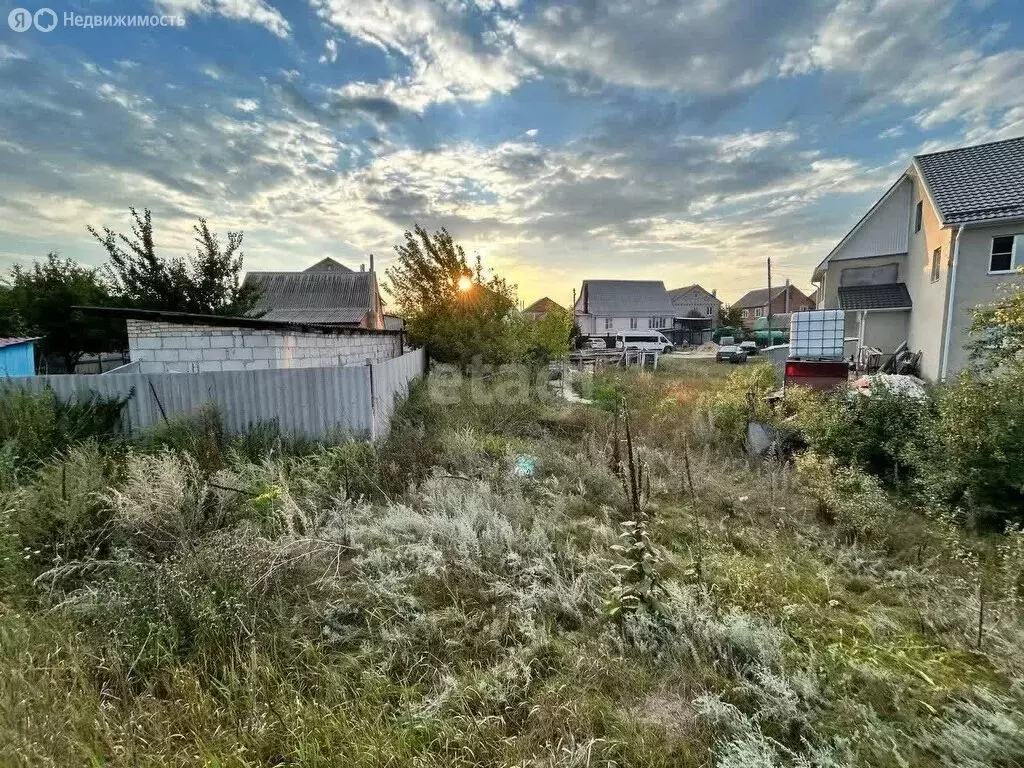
<box><xmin>944</xmin><ymin>223</ymin><xmax>1024</xmax><ymax>376</ymax></box>
<box><xmin>905</xmin><ymin>177</ymin><xmax>955</xmax><ymax>381</ymax></box>
<box><xmin>821</xmin><ymin>254</ymin><xmax>907</xmax><ymax>309</ymax></box>
<box><xmin>863</xmin><ymin>310</ymin><xmax>911</xmax><ymax>356</ymax></box>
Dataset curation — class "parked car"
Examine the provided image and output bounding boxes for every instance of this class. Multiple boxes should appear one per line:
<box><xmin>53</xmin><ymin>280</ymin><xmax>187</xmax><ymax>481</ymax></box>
<box><xmin>716</xmin><ymin>345</ymin><xmax>748</xmax><ymax>364</ymax></box>
<box><xmin>739</xmin><ymin>341</ymin><xmax>759</xmax><ymax>356</ymax></box>
<box><xmin>614</xmin><ymin>331</ymin><xmax>674</xmax><ymax>354</ymax></box>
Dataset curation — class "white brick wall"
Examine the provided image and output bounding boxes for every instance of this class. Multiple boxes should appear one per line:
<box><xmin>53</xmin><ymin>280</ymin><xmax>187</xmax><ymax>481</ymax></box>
<box><xmin>126</xmin><ymin>319</ymin><xmax>402</xmax><ymax>373</ymax></box>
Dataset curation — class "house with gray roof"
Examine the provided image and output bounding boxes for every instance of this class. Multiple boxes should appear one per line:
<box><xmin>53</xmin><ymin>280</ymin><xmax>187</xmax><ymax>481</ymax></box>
<box><xmin>574</xmin><ymin>280</ymin><xmax>674</xmax><ymax>334</ymax></box>
<box><xmin>667</xmin><ymin>284</ymin><xmax>722</xmax><ymax>327</ymax></box>
<box><xmin>812</xmin><ymin>135</ymin><xmax>1024</xmax><ymax>380</ymax></box>
<box><xmin>243</xmin><ymin>258</ymin><xmax>384</xmax><ymax>329</ymax></box>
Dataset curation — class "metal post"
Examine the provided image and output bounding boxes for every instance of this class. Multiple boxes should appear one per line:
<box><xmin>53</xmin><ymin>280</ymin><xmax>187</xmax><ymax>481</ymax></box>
<box><xmin>766</xmin><ymin>257</ymin><xmax>773</xmax><ymax>345</ymax></box>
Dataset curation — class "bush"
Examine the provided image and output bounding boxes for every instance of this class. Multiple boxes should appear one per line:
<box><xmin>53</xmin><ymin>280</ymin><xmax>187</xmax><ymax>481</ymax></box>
<box><xmin>0</xmin><ymin>388</ymin><xmax>127</xmax><ymax>467</ymax></box>
<box><xmin>700</xmin><ymin>364</ymin><xmax>779</xmax><ymax>445</ymax></box>
<box><xmin>791</xmin><ymin>383</ymin><xmax>929</xmax><ymax>489</ymax></box>
<box><xmin>911</xmin><ymin>371</ymin><xmax>1024</xmax><ymax>526</ymax></box>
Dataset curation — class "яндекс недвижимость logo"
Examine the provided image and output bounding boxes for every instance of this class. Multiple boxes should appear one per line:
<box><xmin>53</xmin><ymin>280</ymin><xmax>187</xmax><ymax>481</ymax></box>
<box><xmin>8</xmin><ymin>7</ymin><xmax>57</xmax><ymax>32</ymax></box>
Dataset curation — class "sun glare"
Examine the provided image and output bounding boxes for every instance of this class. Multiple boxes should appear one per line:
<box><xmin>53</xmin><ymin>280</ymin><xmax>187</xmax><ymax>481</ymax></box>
<box><xmin>457</xmin><ymin>275</ymin><xmax>472</xmax><ymax>292</ymax></box>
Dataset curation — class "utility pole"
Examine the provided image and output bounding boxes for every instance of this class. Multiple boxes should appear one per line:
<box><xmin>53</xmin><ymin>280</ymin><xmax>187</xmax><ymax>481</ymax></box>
<box><xmin>766</xmin><ymin>257</ymin><xmax>773</xmax><ymax>345</ymax></box>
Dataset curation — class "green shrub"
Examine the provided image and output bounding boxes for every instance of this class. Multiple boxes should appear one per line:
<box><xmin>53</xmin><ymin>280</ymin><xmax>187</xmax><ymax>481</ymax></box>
<box><xmin>6</xmin><ymin>442</ymin><xmax>114</xmax><ymax>567</ymax></box>
<box><xmin>0</xmin><ymin>388</ymin><xmax>127</xmax><ymax>466</ymax></box>
<box><xmin>139</xmin><ymin>404</ymin><xmax>226</xmax><ymax>469</ymax></box>
<box><xmin>910</xmin><ymin>371</ymin><xmax>1024</xmax><ymax>526</ymax></box>
<box><xmin>791</xmin><ymin>383</ymin><xmax>929</xmax><ymax>488</ymax></box>
<box><xmin>700</xmin><ymin>364</ymin><xmax>779</xmax><ymax>445</ymax></box>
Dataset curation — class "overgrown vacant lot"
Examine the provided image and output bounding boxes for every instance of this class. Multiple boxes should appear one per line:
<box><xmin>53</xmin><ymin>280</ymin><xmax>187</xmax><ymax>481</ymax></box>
<box><xmin>2</xmin><ymin>360</ymin><xmax>1024</xmax><ymax>766</ymax></box>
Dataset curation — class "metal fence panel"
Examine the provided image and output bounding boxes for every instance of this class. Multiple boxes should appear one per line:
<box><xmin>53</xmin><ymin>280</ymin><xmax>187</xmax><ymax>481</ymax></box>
<box><xmin>4</xmin><ymin>349</ymin><xmax>425</xmax><ymax>440</ymax></box>
<box><xmin>372</xmin><ymin>347</ymin><xmax>426</xmax><ymax>439</ymax></box>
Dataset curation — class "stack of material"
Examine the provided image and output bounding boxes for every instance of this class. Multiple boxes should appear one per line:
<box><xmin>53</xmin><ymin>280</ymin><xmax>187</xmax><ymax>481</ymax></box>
<box><xmin>697</xmin><ymin>341</ymin><xmax>720</xmax><ymax>352</ymax></box>
<box><xmin>852</xmin><ymin>374</ymin><xmax>927</xmax><ymax>401</ymax></box>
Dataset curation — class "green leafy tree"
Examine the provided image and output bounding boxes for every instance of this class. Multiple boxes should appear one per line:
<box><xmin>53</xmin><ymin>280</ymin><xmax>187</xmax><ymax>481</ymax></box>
<box><xmin>719</xmin><ymin>304</ymin><xmax>744</xmax><ymax>327</ymax></box>
<box><xmin>0</xmin><ymin>253</ymin><xmax>124</xmax><ymax>373</ymax></box>
<box><xmin>386</xmin><ymin>225</ymin><xmax>522</xmax><ymax>368</ymax></box>
<box><xmin>88</xmin><ymin>208</ymin><xmax>260</xmax><ymax>315</ymax></box>
<box><xmin>526</xmin><ymin>306</ymin><xmax>573</xmax><ymax>364</ymax></box>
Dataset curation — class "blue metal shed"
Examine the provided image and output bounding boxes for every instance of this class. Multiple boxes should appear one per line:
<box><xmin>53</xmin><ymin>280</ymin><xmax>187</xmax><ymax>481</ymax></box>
<box><xmin>0</xmin><ymin>337</ymin><xmax>40</xmax><ymax>377</ymax></box>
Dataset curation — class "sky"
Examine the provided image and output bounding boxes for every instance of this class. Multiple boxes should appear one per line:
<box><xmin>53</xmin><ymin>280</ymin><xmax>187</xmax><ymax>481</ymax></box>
<box><xmin>0</xmin><ymin>0</ymin><xmax>1022</xmax><ymax>306</ymax></box>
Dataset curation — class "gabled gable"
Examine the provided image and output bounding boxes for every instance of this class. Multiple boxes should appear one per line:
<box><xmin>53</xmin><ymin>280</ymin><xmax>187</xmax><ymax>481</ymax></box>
<box><xmin>668</xmin><ymin>284</ymin><xmax>720</xmax><ymax>305</ymax></box>
<box><xmin>813</xmin><ymin>177</ymin><xmax>912</xmax><ymax>280</ymax></box>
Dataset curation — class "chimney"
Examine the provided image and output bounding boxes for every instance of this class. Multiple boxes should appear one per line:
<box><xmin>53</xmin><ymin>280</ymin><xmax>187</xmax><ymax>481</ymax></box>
<box><xmin>784</xmin><ymin>278</ymin><xmax>790</xmax><ymax>314</ymax></box>
<box><xmin>711</xmin><ymin>288</ymin><xmax>717</xmax><ymax>297</ymax></box>
<box><xmin>369</xmin><ymin>253</ymin><xmax>375</xmax><ymax>272</ymax></box>
<box><xmin>360</xmin><ymin>263</ymin><xmax>365</xmax><ymax>272</ymax></box>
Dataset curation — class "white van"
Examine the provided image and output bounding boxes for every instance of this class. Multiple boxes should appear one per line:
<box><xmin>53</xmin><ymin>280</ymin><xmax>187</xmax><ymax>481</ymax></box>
<box><xmin>615</xmin><ymin>331</ymin><xmax>674</xmax><ymax>354</ymax></box>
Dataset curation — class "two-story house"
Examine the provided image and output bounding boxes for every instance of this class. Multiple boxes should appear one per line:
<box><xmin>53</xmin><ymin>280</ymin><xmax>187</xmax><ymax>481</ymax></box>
<box><xmin>731</xmin><ymin>283</ymin><xmax>814</xmax><ymax>328</ymax></box>
<box><xmin>812</xmin><ymin>135</ymin><xmax>1024</xmax><ymax>381</ymax></box>
<box><xmin>667</xmin><ymin>284</ymin><xmax>721</xmax><ymax>327</ymax></box>
<box><xmin>574</xmin><ymin>280</ymin><xmax>675</xmax><ymax>335</ymax></box>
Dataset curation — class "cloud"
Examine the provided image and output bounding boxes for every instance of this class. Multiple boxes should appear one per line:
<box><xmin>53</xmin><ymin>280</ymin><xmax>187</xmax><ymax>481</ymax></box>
<box><xmin>233</xmin><ymin>98</ymin><xmax>260</xmax><ymax>112</ymax></box>
<box><xmin>509</xmin><ymin>0</ymin><xmax>823</xmax><ymax>92</ymax></box>
<box><xmin>319</xmin><ymin>38</ymin><xmax>338</xmax><ymax>64</ymax></box>
<box><xmin>310</xmin><ymin>0</ymin><xmax>530</xmax><ymax>110</ymax></box>
<box><xmin>155</xmin><ymin>0</ymin><xmax>291</xmax><ymax>38</ymax></box>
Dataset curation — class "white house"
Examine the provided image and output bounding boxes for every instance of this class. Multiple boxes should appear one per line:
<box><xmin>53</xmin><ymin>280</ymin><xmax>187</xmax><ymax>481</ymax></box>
<box><xmin>812</xmin><ymin>135</ymin><xmax>1024</xmax><ymax>380</ymax></box>
<box><xmin>574</xmin><ymin>280</ymin><xmax>675</xmax><ymax>335</ymax></box>
<box><xmin>667</xmin><ymin>284</ymin><xmax>721</xmax><ymax>327</ymax></box>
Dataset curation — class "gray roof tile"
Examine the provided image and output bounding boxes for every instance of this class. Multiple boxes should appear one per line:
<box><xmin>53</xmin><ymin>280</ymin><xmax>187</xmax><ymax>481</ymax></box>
<box><xmin>579</xmin><ymin>280</ymin><xmax>673</xmax><ymax>315</ymax></box>
<box><xmin>837</xmin><ymin>283</ymin><xmax>912</xmax><ymax>310</ymax></box>
<box><xmin>243</xmin><ymin>269</ymin><xmax>376</xmax><ymax>325</ymax></box>
<box><xmin>915</xmin><ymin>136</ymin><xmax>1024</xmax><ymax>225</ymax></box>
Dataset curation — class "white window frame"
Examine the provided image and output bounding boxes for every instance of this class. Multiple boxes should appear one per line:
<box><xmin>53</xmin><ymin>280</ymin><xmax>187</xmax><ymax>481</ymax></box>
<box><xmin>988</xmin><ymin>234</ymin><xmax>1021</xmax><ymax>275</ymax></box>
<box><xmin>914</xmin><ymin>201</ymin><xmax>923</xmax><ymax>233</ymax></box>
<box><xmin>705</xmin><ymin>305</ymin><xmax>713</xmax><ymax>316</ymax></box>
<box><xmin>604</xmin><ymin>317</ymin><xmax>613</xmax><ymax>330</ymax></box>
<box><xmin>629</xmin><ymin>317</ymin><xmax>638</xmax><ymax>329</ymax></box>
<box><xmin>741</xmin><ymin>309</ymin><xmax>749</xmax><ymax>318</ymax></box>
<box><xmin>754</xmin><ymin>307</ymin><xmax>765</xmax><ymax>318</ymax></box>
<box><xmin>931</xmin><ymin>246</ymin><xmax>941</xmax><ymax>283</ymax></box>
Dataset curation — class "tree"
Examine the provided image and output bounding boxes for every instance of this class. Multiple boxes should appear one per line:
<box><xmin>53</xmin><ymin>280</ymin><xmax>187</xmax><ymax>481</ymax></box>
<box><xmin>386</xmin><ymin>225</ymin><xmax>521</xmax><ymax>368</ymax></box>
<box><xmin>0</xmin><ymin>253</ymin><xmax>124</xmax><ymax>373</ymax></box>
<box><xmin>526</xmin><ymin>306</ymin><xmax>573</xmax><ymax>364</ymax></box>
<box><xmin>719</xmin><ymin>304</ymin><xmax>744</xmax><ymax>328</ymax></box>
<box><xmin>970</xmin><ymin>269</ymin><xmax>1024</xmax><ymax>374</ymax></box>
<box><xmin>88</xmin><ymin>208</ymin><xmax>260</xmax><ymax>315</ymax></box>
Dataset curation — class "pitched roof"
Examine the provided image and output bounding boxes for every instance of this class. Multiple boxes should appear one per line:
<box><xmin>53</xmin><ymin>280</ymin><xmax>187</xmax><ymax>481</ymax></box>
<box><xmin>305</xmin><ymin>257</ymin><xmax>353</xmax><ymax>272</ymax></box>
<box><xmin>668</xmin><ymin>284</ymin><xmax>721</xmax><ymax>304</ymax></box>
<box><xmin>837</xmin><ymin>283</ymin><xmax>913</xmax><ymax>310</ymax></box>
<box><xmin>733</xmin><ymin>284</ymin><xmax>813</xmax><ymax>309</ymax></box>
<box><xmin>74</xmin><ymin>306</ymin><xmax>399</xmax><ymax>336</ymax></box>
<box><xmin>257</xmin><ymin>308</ymin><xmax>369</xmax><ymax>324</ymax></box>
<box><xmin>0</xmin><ymin>337</ymin><xmax>40</xmax><ymax>350</ymax></box>
<box><xmin>915</xmin><ymin>136</ymin><xmax>1024</xmax><ymax>225</ymax></box>
<box><xmin>243</xmin><ymin>269</ymin><xmax>376</xmax><ymax>326</ymax></box>
<box><xmin>523</xmin><ymin>296</ymin><xmax>565</xmax><ymax>315</ymax></box>
<box><xmin>579</xmin><ymin>280</ymin><xmax>673</xmax><ymax>315</ymax></box>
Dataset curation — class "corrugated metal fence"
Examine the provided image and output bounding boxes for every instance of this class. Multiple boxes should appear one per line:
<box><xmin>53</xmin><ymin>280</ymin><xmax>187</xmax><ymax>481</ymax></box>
<box><xmin>5</xmin><ymin>348</ymin><xmax>425</xmax><ymax>440</ymax></box>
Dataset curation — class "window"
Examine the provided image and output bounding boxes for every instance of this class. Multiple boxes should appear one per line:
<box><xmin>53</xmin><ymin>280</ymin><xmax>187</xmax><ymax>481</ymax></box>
<box><xmin>990</xmin><ymin>235</ymin><xmax>1019</xmax><ymax>273</ymax></box>
<box><xmin>629</xmin><ymin>317</ymin><xmax>638</xmax><ymax>329</ymax></box>
<box><xmin>914</xmin><ymin>201</ymin><xmax>923</xmax><ymax>233</ymax></box>
<box><xmin>741</xmin><ymin>309</ymin><xmax>749</xmax><ymax>318</ymax></box>
<box><xmin>754</xmin><ymin>307</ymin><xmax>765</xmax><ymax>318</ymax></box>
<box><xmin>649</xmin><ymin>317</ymin><xmax>663</xmax><ymax>329</ymax></box>
<box><xmin>705</xmin><ymin>305</ymin><xmax>713</xmax><ymax>316</ymax></box>
<box><xmin>604</xmin><ymin>317</ymin><xmax>613</xmax><ymax>330</ymax></box>
<box><xmin>931</xmin><ymin>247</ymin><xmax>941</xmax><ymax>283</ymax></box>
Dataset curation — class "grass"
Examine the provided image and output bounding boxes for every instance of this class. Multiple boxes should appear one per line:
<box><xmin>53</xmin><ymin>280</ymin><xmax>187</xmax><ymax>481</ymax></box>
<box><xmin>2</xmin><ymin>363</ymin><xmax>1023</xmax><ymax>766</ymax></box>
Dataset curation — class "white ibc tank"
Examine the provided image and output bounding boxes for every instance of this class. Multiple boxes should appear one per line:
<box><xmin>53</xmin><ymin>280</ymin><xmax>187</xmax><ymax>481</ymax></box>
<box><xmin>789</xmin><ymin>310</ymin><xmax>845</xmax><ymax>360</ymax></box>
